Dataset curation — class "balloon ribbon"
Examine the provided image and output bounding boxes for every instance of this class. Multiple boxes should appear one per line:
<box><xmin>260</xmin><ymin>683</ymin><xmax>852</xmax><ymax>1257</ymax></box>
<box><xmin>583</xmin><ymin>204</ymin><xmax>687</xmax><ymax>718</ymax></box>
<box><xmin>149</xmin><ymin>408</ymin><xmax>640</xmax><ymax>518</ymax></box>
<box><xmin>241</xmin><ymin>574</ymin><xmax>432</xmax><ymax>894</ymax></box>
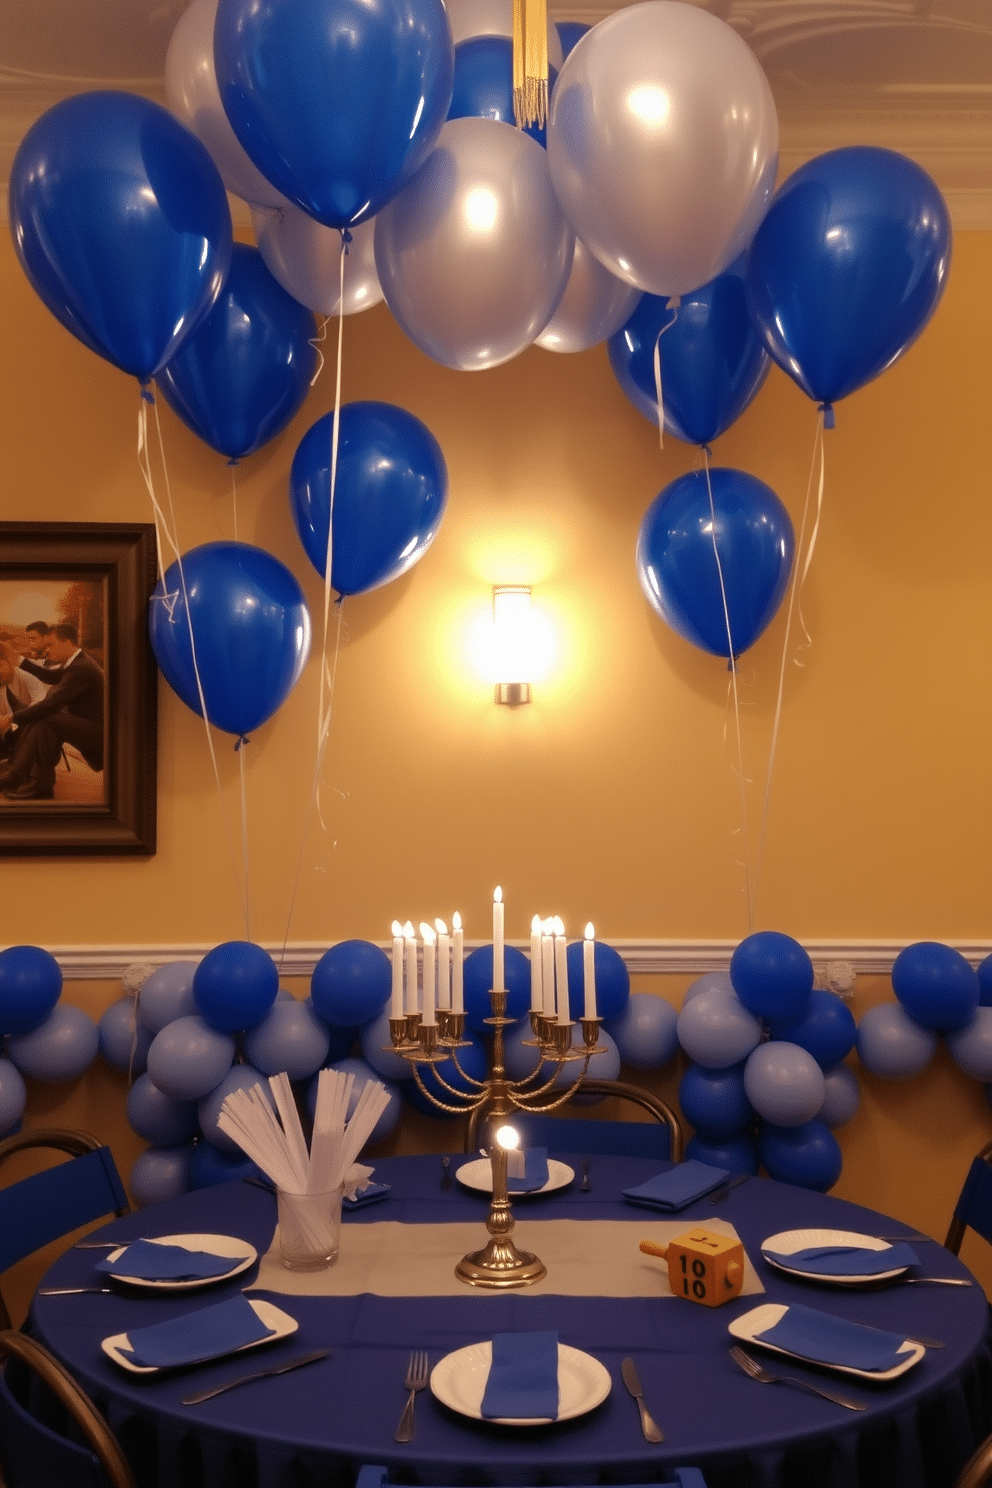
<box><xmin>513</xmin><ymin>0</ymin><xmax>548</xmax><ymax>129</ymax></box>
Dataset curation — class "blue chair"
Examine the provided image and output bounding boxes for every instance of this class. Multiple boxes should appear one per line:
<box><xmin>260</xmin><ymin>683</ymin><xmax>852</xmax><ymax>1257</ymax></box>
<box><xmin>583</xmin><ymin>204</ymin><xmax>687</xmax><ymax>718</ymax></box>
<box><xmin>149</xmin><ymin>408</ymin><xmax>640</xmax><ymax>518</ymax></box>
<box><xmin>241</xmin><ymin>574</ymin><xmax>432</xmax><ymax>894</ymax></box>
<box><xmin>0</xmin><ymin>1329</ymin><xmax>137</xmax><ymax>1488</ymax></box>
<box><xmin>0</xmin><ymin>1128</ymin><xmax>130</xmax><ymax>1329</ymax></box>
<box><xmin>465</xmin><ymin>1079</ymin><xmax>683</xmax><ymax>1161</ymax></box>
<box><xmin>358</xmin><ymin>1468</ymin><xmax>707</xmax><ymax>1488</ymax></box>
<box><xmin>944</xmin><ymin>1138</ymin><xmax>992</xmax><ymax>1255</ymax></box>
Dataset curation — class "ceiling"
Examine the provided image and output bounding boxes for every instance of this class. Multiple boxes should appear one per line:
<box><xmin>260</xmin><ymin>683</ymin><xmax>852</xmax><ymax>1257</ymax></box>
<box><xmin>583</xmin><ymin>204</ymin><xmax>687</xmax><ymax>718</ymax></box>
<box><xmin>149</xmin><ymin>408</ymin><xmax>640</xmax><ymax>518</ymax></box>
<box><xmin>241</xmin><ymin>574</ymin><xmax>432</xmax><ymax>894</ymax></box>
<box><xmin>1</xmin><ymin>0</ymin><xmax>989</xmax><ymax>228</ymax></box>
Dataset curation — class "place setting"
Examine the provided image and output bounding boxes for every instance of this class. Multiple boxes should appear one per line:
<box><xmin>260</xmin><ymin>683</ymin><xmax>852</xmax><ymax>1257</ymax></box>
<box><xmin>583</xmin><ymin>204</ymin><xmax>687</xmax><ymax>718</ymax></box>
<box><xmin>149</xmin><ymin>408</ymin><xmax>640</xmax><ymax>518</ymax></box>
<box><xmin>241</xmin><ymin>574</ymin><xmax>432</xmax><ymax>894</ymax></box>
<box><xmin>426</xmin><ymin>1330</ymin><xmax>612</xmax><ymax>1430</ymax></box>
<box><xmin>455</xmin><ymin>1145</ymin><xmax>574</xmax><ymax>1197</ymax></box>
<box><xmin>758</xmin><ymin>1228</ymin><xmax>973</xmax><ymax>1289</ymax></box>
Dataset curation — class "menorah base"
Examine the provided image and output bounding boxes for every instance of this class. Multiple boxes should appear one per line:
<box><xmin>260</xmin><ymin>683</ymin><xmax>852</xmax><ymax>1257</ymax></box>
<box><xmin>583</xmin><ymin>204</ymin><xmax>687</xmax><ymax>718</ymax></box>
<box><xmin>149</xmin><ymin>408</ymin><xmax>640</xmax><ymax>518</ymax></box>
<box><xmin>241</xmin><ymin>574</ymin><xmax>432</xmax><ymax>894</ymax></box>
<box><xmin>455</xmin><ymin>1237</ymin><xmax>547</xmax><ymax>1289</ymax></box>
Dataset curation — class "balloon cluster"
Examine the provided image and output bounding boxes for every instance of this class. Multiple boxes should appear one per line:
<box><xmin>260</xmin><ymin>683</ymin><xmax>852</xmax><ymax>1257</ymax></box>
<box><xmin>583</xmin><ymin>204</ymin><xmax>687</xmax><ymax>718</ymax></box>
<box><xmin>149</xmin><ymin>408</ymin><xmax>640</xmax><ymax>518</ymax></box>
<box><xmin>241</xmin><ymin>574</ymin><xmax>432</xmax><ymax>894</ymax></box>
<box><xmin>856</xmin><ymin>942</ymin><xmax>992</xmax><ymax>1092</ymax></box>
<box><xmin>0</xmin><ymin>947</ymin><xmax>101</xmax><ymax>1136</ymax></box>
<box><xmin>676</xmin><ymin>932</ymin><xmax>858</xmax><ymax>1192</ymax></box>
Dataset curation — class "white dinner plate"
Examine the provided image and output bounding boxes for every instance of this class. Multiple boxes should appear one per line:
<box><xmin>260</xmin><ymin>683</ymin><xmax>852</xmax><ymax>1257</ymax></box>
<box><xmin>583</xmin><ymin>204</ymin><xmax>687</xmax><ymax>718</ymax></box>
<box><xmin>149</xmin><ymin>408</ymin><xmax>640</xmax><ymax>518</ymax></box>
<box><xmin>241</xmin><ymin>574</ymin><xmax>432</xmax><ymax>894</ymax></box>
<box><xmin>101</xmin><ymin>1233</ymin><xmax>258</xmax><ymax>1291</ymax></box>
<box><xmin>102</xmin><ymin>1298</ymin><xmax>297</xmax><ymax>1375</ymax></box>
<box><xmin>455</xmin><ymin>1158</ymin><xmax>574</xmax><ymax>1195</ymax></box>
<box><xmin>728</xmin><ymin>1303</ymin><xmax>925</xmax><ymax>1381</ymax></box>
<box><xmin>760</xmin><ymin>1228</ymin><xmax>911</xmax><ymax>1286</ymax></box>
<box><xmin>430</xmin><ymin>1340</ymin><xmax>611</xmax><ymax>1424</ymax></box>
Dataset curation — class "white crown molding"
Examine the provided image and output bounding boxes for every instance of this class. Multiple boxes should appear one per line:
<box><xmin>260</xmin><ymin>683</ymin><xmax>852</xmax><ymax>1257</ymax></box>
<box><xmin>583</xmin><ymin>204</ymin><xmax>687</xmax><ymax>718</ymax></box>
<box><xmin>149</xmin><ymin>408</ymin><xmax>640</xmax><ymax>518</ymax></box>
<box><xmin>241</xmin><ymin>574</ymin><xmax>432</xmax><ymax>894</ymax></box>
<box><xmin>39</xmin><ymin>938</ymin><xmax>991</xmax><ymax>982</ymax></box>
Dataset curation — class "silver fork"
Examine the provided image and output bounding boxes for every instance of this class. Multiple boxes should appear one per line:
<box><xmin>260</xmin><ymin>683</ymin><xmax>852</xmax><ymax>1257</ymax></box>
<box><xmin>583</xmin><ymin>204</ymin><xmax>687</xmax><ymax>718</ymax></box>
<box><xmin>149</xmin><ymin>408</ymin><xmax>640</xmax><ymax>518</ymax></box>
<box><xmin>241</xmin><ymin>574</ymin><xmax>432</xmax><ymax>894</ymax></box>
<box><xmin>729</xmin><ymin>1345</ymin><xmax>866</xmax><ymax>1411</ymax></box>
<box><xmin>580</xmin><ymin>1156</ymin><xmax>591</xmax><ymax>1192</ymax></box>
<box><xmin>394</xmin><ymin>1350</ymin><xmax>429</xmax><ymax>1442</ymax></box>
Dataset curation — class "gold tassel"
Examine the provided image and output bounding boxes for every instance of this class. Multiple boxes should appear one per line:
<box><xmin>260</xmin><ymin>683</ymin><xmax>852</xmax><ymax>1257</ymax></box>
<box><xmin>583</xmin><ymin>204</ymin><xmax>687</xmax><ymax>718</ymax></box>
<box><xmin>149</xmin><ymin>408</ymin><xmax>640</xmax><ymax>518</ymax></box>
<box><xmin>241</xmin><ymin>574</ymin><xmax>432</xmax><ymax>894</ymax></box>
<box><xmin>513</xmin><ymin>0</ymin><xmax>548</xmax><ymax>131</ymax></box>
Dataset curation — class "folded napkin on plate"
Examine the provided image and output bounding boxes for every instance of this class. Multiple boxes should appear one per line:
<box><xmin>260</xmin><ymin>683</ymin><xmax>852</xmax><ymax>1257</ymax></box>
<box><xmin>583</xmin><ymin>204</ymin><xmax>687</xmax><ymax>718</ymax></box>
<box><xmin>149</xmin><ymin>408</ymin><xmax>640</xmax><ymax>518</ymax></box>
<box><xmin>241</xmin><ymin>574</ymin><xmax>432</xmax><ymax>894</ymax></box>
<box><xmin>119</xmin><ymin>1295</ymin><xmax>276</xmax><ymax>1369</ymax></box>
<box><xmin>343</xmin><ymin>1182</ymin><xmax>391</xmax><ymax>1210</ymax></box>
<box><xmin>762</xmin><ymin>1242</ymin><xmax>919</xmax><ymax>1277</ymax></box>
<box><xmin>96</xmin><ymin>1240</ymin><xmax>239</xmax><ymax>1282</ymax></box>
<box><xmin>754</xmin><ymin>1303</ymin><xmax>909</xmax><ymax>1372</ymax></box>
<box><xmin>480</xmin><ymin>1331</ymin><xmax>559</xmax><ymax>1419</ymax></box>
<box><xmin>507</xmin><ymin>1147</ymin><xmax>549</xmax><ymax>1192</ymax></box>
<box><xmin>623</xmin><ymin>1159</ymin><xmax>729</xmax><ymax>1211</ymax></box>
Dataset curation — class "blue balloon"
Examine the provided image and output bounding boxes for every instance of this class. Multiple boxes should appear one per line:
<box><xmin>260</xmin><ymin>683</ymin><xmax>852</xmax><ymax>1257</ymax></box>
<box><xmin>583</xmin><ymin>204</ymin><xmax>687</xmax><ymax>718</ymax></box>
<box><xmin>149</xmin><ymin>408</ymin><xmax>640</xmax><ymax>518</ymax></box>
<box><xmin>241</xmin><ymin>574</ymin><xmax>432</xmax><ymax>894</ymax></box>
<box><xmin>360</xmin><ymin>1008</ymin><xmax>417</xmax><ymax>1081</ymax></box>
<box><xmin>130</xmin><ymin>1143</ymin><xmax>194</xmax><ymax>1208</ymax></box>
<box><xmin>555</xmin><ymin>22</ymin><xmax>589</xmax><ymax>60</ymax></box>
<box><xmin>731</xmin><ymin>932</ymin><xmax>814</xmax><ymax>1022</ymax></box>
<box><xmin>149</xmin><ymin>542</ymin><xmax>312</xmax><ymax>736</ymax></box>
<box><xmin>819</xmin><ymin>1063</ymin><xmax>860</xmax><ymax>1128</ymax></box>
<box><xmin>126</xmin><ymin>1072</ymin><xmax>201</xmax><ymax>1146</ymax></box>
<box><xmin>679</xmin><ymin>1061</ymin><xmax>753</xmax><ymax>1139</ymax></box>
<box><xmin>449</xmin><ymin>37</ymin><xmax>555</xmax><ymax>147</ymax></box>
<box><xmin>311</xmin><ymin>941</ymin><xmax>392</xmax><ymax>1027</ymax></box>
<box><xmin>946</xmin><ymin>1008</ymin><xmax>992</xmax><ymax>1082</ymax></box>
<box><xmin>891</xmin><ymin>941</ymin><xmax>980</xmax><ymax>1032</ymax></box>
<box><xmin>8</xmin><ymin>1005</ymin><xmax>99</xmax><ymax>1083</ymax></box>
<box><xmin>637</xmin><ymin>469</ymin><xmax>794</xmax><ymax>660</ymax></box>
<box><xmin>290</xmin><ymin>403</ymin><xmax>448</xmax><ymax>597</ymax></box>
<box><xmin>9</xmin><ymin>91</ymin><xmax>231</xmax><ymax>379</ymax></box>
<box><xmin>306</xmin><ymin>1057</ymin><xmax>402</xmax><ymax>1145</ymax></box>
<box><xmin>138</xmin><ymin>962</ymin><xmax>200</xmax><ymax>1032</ymax></box>
<box><xmin>197</xmin><ymin>1065</ymin><xmax>276</xmax><ymax>1152</ymax></box>
<box><xmin>743</xmin><ymin>1042</ymin><xmax>825</xmax><ymax>1127</ymax></box>
<box><xmin>0</xmin><ymin>944</ymin><xmax>63</xmax><ymax>1036</ymax></box>
<box><xmin>404</xmin><ymin>1029</ymin><xmax>488</xmax><ymax>1116</ymax></box>
<box><xmin>745</xmin><ymin>146</ymin><xmax>951</xmax><ymax>406</ymax></box>
<box><xmin>686</xmin><ymin>1130</ymin><xmax>759</xmax><ymax>1176</ymax></box>
<box><xmin>189</xmin><ymin>1139</ymin><xmax>262</xmax><ymax>1190</ymax></box>
<box><xmin>156</xmin><ymin>244</ymin><xmax>318</xmax><ymax>459</ymax></box>
<box><xmin>244</xmin><ymin>997</ymin><xmax>330</xmax><ymax>1080</ymax></box>
<box><xmin>759</xmin><ymin>1119</ymin><xmax>843</xmax><ymax>1192</ymax></box>
<box><xmin>605</xmin><ymin>993</ymin><xmax>679</xmax><ymax>1071</ymax></box>
<box><xmin>0</xmin><ymin>1060</ymin><xmax>27</xmax><ymax>1137</ymax></box>
<box><xmin>676</xmin><ymin>989</ymin><xmax>762</xmax><ymax>1070</ymax></box>
<box><xmin>463</xmin><ymin>945</ymin><xmax>532</xmax><ymax>1034</ymax></box>
<box><xmin>214</xmin><ymin>0</ymin><xmax>454</xmax><ymax>228</ymax></box>
<box><xmin>146</xmin><ymin>1016</ymin><xmax>236</xmax><ymax>1101</ymax></box>
<box><xmin>564</xmin><ymin>940</ymin><xmax>629</xmax><ymax>1023</ymax></box>
<box><xmin>979</xmin><ymin>954</ymin><xmax>992</xmax><ymax>1008</ymax></box>
<box><xmin>98</xmin><ymin>997</ymin><xmax>153</xmax><ymax>1075</ymax></box>
<box><xmin>855</xmin><ymin>1002</ymin><xmax>937</xmax><ymax>1079</ymax></box>
<box><xmin>194</xmin><ymin>941</ymin><xmax>279</xmax><ymax>1033</ymax></box>
<box><xmin>324</xmin><ymin>1025</ymin><xmax>360</xmax><ymax>1064</ymax></box>
<box><xmin>768</xmin><ymin>989</ymin><xmax>857</xmax><ymax>1070</ymax></box>
<box><xmin>608</xmin><ymin>257</ymin><xmax>770</xmax><ymax>445</ymax></box>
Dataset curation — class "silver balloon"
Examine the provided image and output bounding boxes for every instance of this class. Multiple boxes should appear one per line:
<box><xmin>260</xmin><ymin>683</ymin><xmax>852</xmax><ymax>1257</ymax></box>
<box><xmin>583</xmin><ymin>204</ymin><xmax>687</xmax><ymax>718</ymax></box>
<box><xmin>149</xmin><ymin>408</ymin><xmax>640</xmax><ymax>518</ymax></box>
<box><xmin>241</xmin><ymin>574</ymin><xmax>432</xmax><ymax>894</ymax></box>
<box><xmin>251</xmin><ymin>205</ymin><xmax>383</xmax><ymax>317</ymax></box>
<box><xmin>375</xmin><ymin>118</ymin><xmax>574</xmax><ymax>371</ymax></box>
<box><xmin>547</xmin><ymin>0</ymin><xmax>778</xmax><ymax>299</ymax></box>
<box><xmin>535</xmin><ymin>237</ymin><xmax>642</xmax><ymax>353</ymax></box>
<box><xmin>165</xmin><ymin>0</ymin><xmax>287</xmax><ymax>209</ymax></box>
<box><xmin>445</xmin><ymin>0</ymin><xmax>563</xmax><ymax>69</ymax></box>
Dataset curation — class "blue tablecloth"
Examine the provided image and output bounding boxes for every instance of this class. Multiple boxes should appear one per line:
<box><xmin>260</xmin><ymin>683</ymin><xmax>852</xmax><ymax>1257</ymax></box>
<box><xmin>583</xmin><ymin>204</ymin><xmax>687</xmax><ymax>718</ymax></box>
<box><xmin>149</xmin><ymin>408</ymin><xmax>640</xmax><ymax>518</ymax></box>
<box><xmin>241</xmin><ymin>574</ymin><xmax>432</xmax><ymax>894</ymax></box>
<box><xmin>29</xmin><ymin>1153</ymin><xmax>992</xmax><ymax>1488</ymax></box>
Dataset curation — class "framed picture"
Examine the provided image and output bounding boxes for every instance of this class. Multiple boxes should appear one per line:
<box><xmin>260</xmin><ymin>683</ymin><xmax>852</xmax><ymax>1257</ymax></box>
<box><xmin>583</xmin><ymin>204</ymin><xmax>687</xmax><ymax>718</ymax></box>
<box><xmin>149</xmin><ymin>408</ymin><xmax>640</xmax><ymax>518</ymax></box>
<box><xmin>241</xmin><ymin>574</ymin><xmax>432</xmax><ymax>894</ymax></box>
<box><xmin>0</xmin><ymin>522</ymin><xmax>157</xmax><ymax>855</ymax></box>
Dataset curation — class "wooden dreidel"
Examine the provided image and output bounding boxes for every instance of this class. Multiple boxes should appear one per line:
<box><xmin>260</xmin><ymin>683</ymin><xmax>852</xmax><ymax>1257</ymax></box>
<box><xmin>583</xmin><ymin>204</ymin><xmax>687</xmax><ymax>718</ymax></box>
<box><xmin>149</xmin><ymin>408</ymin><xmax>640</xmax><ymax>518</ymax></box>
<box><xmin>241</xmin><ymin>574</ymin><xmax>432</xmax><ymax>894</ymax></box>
<box><xmin>640</xmin><ymin>1227</ymin><xmax>745</xmax><ymax>1307</ymax></box>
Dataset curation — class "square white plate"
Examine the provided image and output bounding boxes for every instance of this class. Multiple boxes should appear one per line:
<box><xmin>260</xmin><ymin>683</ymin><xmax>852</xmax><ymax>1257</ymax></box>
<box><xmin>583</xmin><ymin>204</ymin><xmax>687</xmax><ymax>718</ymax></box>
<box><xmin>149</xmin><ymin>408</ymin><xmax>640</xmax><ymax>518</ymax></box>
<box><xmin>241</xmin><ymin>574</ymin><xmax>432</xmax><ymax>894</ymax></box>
<box><xmin>102</xmin><ymin>1297</ymin><xmax>297</xmax><ymax>1374</ymax></box>
<box><xmin>729</xmin><ymin>1302</ymin><xmax>925</xmax><ymax>1381</ymax></box>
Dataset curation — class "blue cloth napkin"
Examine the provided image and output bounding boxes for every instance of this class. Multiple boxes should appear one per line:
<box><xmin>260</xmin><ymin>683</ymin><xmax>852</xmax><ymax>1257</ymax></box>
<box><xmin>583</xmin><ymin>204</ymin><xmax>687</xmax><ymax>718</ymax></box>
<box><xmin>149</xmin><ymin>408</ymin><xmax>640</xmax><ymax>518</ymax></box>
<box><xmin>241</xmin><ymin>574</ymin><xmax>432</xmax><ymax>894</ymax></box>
<box><xmin>480</xmin><ymin>1331</ymin><xmax>560</xmax><ymax>1419</ymax></box>
<box><xmin>119</xmin><ymin>1295</ymin><xmax>277</xmax><ymax>1369</ymax></box>
<box><xmin>343</xmin><ymin>1183</ymin><xmax>391</xmax><ymax>1210</ymax></box>
<box><xmin>623</xmin><ymin>1160</ymin><xmax>729</xmax><ymax>1211</ymax></box>
<box><xmin>762</xmin><ymin>1242</ymin><xmax>919</xmax><ymax>1277</ymax></box>
<box><xmin>96</xmin><ymin>1240</ymin><xmax>239</xmax><ymax>1282</ymax></box>
<box><xmin>507</xmin><ymin>1148</ymin><xmax>550</xmax><ymax>1192</ymax></box>
<box><xmin>754</xmin><ymin>1303</ymin><xmax>909</xmax><ymax>1372</ymax></box>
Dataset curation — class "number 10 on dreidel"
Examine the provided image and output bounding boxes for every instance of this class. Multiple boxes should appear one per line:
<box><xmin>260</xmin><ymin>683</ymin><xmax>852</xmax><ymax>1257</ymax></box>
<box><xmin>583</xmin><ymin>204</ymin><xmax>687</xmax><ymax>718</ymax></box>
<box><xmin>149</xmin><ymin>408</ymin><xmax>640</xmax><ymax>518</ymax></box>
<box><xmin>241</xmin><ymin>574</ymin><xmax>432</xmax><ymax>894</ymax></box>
<box><xmin>640</xmin><ymin>1227</ymin><xmax>745</xmax><ymax>1307</ymax></box>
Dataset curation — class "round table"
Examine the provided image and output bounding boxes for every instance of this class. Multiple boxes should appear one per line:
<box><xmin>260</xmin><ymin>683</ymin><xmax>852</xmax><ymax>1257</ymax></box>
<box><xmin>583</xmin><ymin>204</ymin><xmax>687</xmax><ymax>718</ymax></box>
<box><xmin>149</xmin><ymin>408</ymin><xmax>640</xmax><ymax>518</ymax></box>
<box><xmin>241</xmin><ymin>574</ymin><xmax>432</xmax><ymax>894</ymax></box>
<box><xmin>29</xmin><ymin>1153</ymin><xmax>992</xmax><ymax>1488</ymax></box>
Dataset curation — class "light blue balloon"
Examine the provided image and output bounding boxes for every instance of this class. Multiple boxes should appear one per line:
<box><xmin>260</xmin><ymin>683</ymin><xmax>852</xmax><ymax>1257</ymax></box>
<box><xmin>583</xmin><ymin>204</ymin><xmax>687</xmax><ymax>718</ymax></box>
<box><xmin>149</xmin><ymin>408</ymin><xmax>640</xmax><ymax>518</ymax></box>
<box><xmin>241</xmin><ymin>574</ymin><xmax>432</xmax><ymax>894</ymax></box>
<box><xmin>744</xmin><ymin>1041</ymin><xmax>825</xmax><ymax>1127</ymax></box>
<box><xmin>504</xmin><ymin>1020</ymin><xmax>542</xmax><ymax>1081</ymax></box>
<box><xmin>126</xmin><ymin>1072</ymin><xmax>201</xmax><ymax>1146</ymax></box>
<box><xmin>359</xmin><ymin>1008</ymin><xmax>416</xmax><ymax>1081</ymax></box>
<box><xmin>606</xmin><ymin>993</ymin><xmax>679</xmax><ymax>1070</ymax></box>
<box><xmin>8</xmin><ymin>1005</ymin><xmax>99</xmax><ymax>1083</ymax></box>
<box><xmin>946</xmin><ymin>1007</ymin><xmax>992</xmax><ymax>1082</ymax></box>
<box><xmin>855</xmin><ymin>1002</ymin><xmax>937</xmax><ymax>1079</ymax></box>
<box><xmin>683</xmin><ymin>970</ymin><xmax>734</xmax><ymax>1005</ymax></box>
<box><xmin>130</xmin><ymin>1143</ymin><xmax>195</xmax><ymax>1208</ymax></box>
<box><xmin>197</xmin><ymin>1065</ymin><xmax>275</xmax><ymax>1153</ymax></box>
<box><xmin>137</xmin><ymin>961</ymin><xmax>199</xmax><ymax>1032</ymax></box>
<box><xmin>0</xmin><ymin>1059</ymin><xmax>27</xmax><ymax>1136</ymax></box>
<box><xmin>243</xmin><ymin>996</ymin><xmax>330</xmax><ymax>1080</ymax></box>
<box><xmin>501</xmin><ymin>1022</ymin><xmax>620</xmax><ymax>1095</ymax></box>
<box><xmin>99</xmin><ymin>997</ymin><xmax>153</xmax><ymax>1075</ymax></box>
<box><xmin>306</xmin><ymin>1057</ymin><xmax>402</xmax><ymax>1145</ymax></box>
<box><xmin>146</xmin><ymin>1015</ymin><xmax>236</xmax><ymax>1100</ymax></box>
<box><xmin>686</xmin><ymin>1130</ymin><xmax>758</xmax><ymax>1175</ymax></box>
<box><xmin>819</xmin><ymin>1063</ymin><xmax>860</xmax><ymax>1128</ymax></box>
<box><xmin>676</xmin><ymin>989</ymin><xmax>762</xmax><ymax>1069</ymax></box>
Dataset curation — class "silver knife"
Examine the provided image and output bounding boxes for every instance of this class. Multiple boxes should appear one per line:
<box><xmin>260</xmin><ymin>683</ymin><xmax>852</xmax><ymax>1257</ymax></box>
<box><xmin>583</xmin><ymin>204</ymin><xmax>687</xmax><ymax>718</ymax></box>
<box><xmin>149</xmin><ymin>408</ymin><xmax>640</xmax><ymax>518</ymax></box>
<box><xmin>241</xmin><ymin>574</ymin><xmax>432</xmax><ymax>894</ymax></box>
<box><xmin>38</xmin><ymin>1286</ymin><xmax>114</xmax><ymax>1296</ymax></box>
<box><xmin>621</xmin><ymin>1356</ymin><xmax>664</xmax><ymax>1442</ymax></box>
<box><xmin>181</xmin><ymin>1349</ymin><xmax>330</xmax><ymax>1405</ymax></box>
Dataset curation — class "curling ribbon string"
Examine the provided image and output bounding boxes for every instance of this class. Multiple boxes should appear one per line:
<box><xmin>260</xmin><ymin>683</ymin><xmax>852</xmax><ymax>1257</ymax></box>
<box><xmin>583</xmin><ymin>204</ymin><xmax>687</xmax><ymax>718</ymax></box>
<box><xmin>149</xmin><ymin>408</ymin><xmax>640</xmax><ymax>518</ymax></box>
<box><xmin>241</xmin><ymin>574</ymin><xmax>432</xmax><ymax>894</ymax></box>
<box><xmin>512</xmin><ymin>0</ymin><xmax>548</xmax><ymax>129</ymax></box>
<box><xmin>652</xmin><ymin>299</ymin><xmax>680</xmax><ymax>448</ymax></box>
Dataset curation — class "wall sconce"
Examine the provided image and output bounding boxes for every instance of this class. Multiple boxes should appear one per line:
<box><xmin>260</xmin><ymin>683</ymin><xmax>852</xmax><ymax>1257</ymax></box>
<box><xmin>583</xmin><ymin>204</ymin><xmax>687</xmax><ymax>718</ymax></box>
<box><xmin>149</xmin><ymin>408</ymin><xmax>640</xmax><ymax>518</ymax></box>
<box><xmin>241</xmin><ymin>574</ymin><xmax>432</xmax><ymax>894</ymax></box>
<box><xmin>488</xmin><ymin>585</ymin><xmax>556</xmax><ymax>705</ymax></box>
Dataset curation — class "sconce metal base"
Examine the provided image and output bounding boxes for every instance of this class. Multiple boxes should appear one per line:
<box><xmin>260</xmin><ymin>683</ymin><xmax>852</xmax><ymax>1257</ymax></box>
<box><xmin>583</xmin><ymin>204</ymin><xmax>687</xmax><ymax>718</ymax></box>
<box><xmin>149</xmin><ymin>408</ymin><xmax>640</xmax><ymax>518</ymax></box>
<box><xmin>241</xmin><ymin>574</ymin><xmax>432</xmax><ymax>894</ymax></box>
<box><xmin>455</xmin><ymin>1238</ymin><xmax>547</xmax><ymax>1289</ymax></box>
<box><xmin>496</xmin><ymin>681</ymin><xmax>530</xmax><ymax>706</ymax></box>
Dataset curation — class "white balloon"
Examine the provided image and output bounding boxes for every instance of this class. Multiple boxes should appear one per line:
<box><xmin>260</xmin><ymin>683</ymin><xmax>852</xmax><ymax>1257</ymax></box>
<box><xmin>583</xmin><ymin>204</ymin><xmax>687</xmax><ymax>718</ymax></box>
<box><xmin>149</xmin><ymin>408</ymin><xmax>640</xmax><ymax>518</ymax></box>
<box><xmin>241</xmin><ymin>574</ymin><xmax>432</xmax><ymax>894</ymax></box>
<box><xmin>535</xmin><ymin>237</ymin><xmax>641</xmax><ymax>353</ymax></box>
<box><xmin>445</xmin><ymin>0</ymin><xmax>563</xmax><ymax>69</ymax></box>
<box><xmin>546</xmin><ymin>0</ymin><xmax>778</xmax><ymax>299</ymax></box>
<box><xmin>251</xmin><ymin>205</ymin><xmax>383</xmax><ymax>317</ymax></box>
<box><xmin>165</xmin><ymin>0</ymin><xmax>287</xmax><ymax>209</ymax></box>
<box><xmin>375</xmin><ymin>118</ymin><xmax>574</xmax><ymax>371</ymax></box>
